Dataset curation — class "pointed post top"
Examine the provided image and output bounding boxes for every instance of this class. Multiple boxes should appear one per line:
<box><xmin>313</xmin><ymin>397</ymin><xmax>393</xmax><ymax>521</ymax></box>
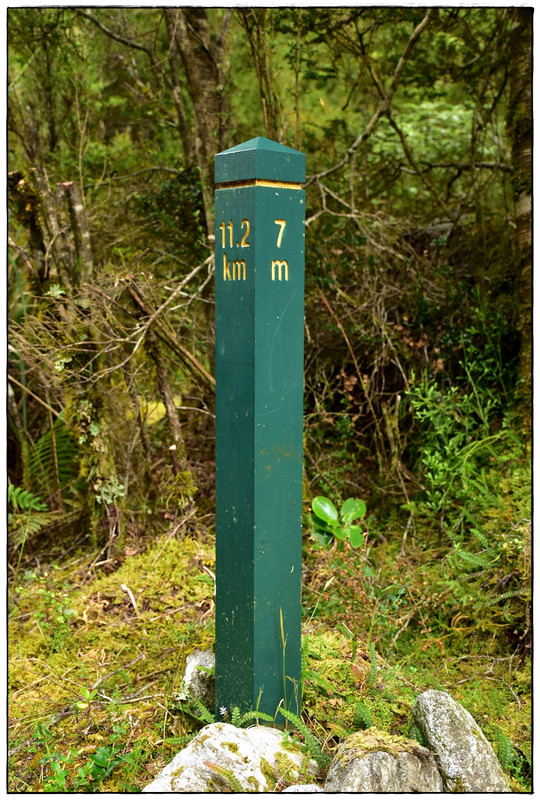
<box><xmin>215</xmin><ymin>136</ymin><xmax>306</xmax><ymax>185</ymax></box>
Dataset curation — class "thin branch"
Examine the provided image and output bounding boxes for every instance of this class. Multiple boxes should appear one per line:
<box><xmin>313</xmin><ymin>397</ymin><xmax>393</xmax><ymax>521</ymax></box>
<box><xmin>7</xmin><ymin>374</ymin><xmax>61</xmax><ymax>418</ymax></box>
<box><xmin>8</xmin><ymin>236</ymin><xmax>35</xmax><ymax>274</ymax></box>
<box><xmin>77</xmin><ymin>10</ymin><xmax>160</xmax><ymax>71</ymax></box>
<box><xmin>127</xmin><ymin>284</ymin><xmax>215</xmax><ymax>387</ymax></box>
<box><xmin>306</xmin><ymin>9</ymin><xmax>433</xmax><ymax>186</ymax></box>
<box><xmin>317</xmin><ymin>288</ymin><xmax>386</xmax><ymax>466</ymax></box>
<box><xmin>84</xmin><ymin>165</ymin><xmax>192</xmax><ymax>190</ymax></box>
<box><xmin>386</xmin><ymin>112</ymin><xmax>451</xmax><ymax>217</ymax></box>
<box><xmin>400</xmin><ymin>160</ymin><xmax>512</xmax><ymax>174</ymax></box>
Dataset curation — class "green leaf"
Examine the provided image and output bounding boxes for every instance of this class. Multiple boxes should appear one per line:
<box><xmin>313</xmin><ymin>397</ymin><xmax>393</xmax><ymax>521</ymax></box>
<box><xmin>310</xmin><ymin>515</ymin><xmax>335</xmax><ymax>534</ymax></box>
<box><xmin>311</xmin><ymin>529</ymin><xmax>333</xmax><ymax>548</ymax></box>
<box><xmin>341</xmin><ymin>498</ymin><xmax>367</xmax><ymax>524</ymax></box>
<box><xmin>91</xmin><ymin>747</ymin><xmax>112</xmax><ymax>767</ymax></box>
<box><xmin>312</xmin><ymin>496</ymin><xmax>339</xmax><ymax>526</ymax></box>
<box><xmin>348</xmin><ymin>526</ymin><xmax>365</xmax><ymax>547</ymax></box>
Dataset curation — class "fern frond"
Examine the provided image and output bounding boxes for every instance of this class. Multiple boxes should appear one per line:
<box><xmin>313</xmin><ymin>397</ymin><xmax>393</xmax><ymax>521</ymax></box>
<box><xmin>303</xmin><ymin>668</ymin><xmax>335</xmax><ymax>695</ymax></box>
<box><xmin>163</xmin><ymin>734</ymin><xmax>195</xmax><ymax>748</ymax></box>
<box><xmin>470</xmin><ymin>527</ymin><xmax>492</xmax><ymax>552</ymax></box>
<box><xmin>205</xmin><ymin>761</ymin><xmax>245</xmax><ymax>793</ymax></box>
<box><xmin>9</xmin><ymin>511</ymin><xmax>53</xmax><ymax>546</ymax></box>
<box><xmin>409</xmin><ymin>723</ymin><xmax>427</xmax><ymax>748</ymax></box>
<box><xmin>354</xmin><ymin>701</ymin><xmax>373</xmax><ymax>729</ymax></box>
<box><xmin>231</xmin><ymin>707</ymin><xmax>242</xmax><ymax>727</ymax></box>
<box><xmin>456</xmin><ymin>549</ymin><xmax>490</xmax><ymax>569</ymax></box>
<box><xmin>486</xmin><ymin>589</ymin><xmax>529</xmax><ymax>606</ymax></box>
<box><xmin>238</xmin><ymin>710</ymin><xmax>275</xmax><ymax>726</ymax></box>
<box><xmin>8</xmin><ymin>506</ymin><xmax>83</xmax><ymax>549</ymax></box>
<box><xmin>8</xmin><ymin>484</ymin><xmax>47</xmax><ymax>512</ymax></box>
<box><xmin>174</xmin><ymin>696</ymin><xmax>214</xmax><ymax>724</ymax></box>
<box><xmin>327</xmin><ymin>721</ymin><xmax>352</xmax><ymax>738</ymax></box>
<box><xmin>191</xmin><ymin>697</ymin><xmax>214</xmax><ymax>723</ymax></box>
<box><xmin>278</xmin><ymin>708</ymin><xmax>331</xmax><ymax>772</ymax></box>
<box><xmin>29</xmin><ymin>416</ymin><xmax>78</xmax><ymax>498</ymax></box>
<box><xmin>493</xmin><ymin>727</ymin><xmax>514</xmax><ymax>770</ymax></box>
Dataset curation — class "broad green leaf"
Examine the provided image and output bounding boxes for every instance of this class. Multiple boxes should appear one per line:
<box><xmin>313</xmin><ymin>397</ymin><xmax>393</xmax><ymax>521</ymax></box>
<box><xmin>348</xmin><ymin>526</ymin><xmax>365</xmax><ymax>547</ymax></box>
<box><xmin>310</xmin><ymin>514</ymin><xmax>334</xmax><ymax>534</ymax></box>
<box><xmin>332</xmin><ymin>526</ymin><xmax>347</xmax><ymax>540</ymax></box>
<box><xmin>311</xmin><ymin>529</ymin><xmax>333</xmax><ymax>548</ymax></box>
<box><xmin>341</xmin><ymin>498</ymin><xmax>367</xmax><ymax>524</ymax></box>
<box><xmin>312</xmin><ymin>496</ymin><xmax>339</xmax><ymax>526</ymax></box>
<box><xmin>91</xmin><ymin>748</ymin><xmax>112</xmax><ymax>767</ymax></box>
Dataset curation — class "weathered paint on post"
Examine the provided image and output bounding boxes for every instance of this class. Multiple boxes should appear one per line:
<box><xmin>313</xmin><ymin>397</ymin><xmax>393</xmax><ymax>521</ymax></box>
<box><xmin>214</xmin><ymin>137</ymin><xmax>306</xmax><ymax>721</ymax></box>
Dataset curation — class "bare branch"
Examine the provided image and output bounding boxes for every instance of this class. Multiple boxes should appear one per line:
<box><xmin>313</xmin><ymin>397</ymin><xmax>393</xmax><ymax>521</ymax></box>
<box><xmin>77</xmin><ymin>10</ymin><xmax>160</xmax><ymax>71</ymax></box>
<box><xmin>306</xmin><ymin>9</ymin><xmax>433</xmax><ymax>186</ymax></box>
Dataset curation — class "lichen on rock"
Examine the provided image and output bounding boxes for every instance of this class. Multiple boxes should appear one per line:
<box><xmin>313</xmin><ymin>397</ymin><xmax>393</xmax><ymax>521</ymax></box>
<box><xmin>412</xmin><ymin>689</ymin><xmax>511</xmax><ymax>793</ymax></box>
<box><xmin>142</xmin><ymin>722</ymin><xmax>320</xmax><ymax>793</ymax></box>
<box><xmin>324</xmin><ymin>728</ymin><xmax>443</xmax><ymax>793</ymax></box>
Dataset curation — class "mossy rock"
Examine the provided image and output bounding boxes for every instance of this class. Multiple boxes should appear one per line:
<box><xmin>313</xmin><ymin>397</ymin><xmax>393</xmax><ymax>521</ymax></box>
<box><xmin>337</xmin><ymin>729</ymin><xmax>430</xmax><ymax>766</ymax></box>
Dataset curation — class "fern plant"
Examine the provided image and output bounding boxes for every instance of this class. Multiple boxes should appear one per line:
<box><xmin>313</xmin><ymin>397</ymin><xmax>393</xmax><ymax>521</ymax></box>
<box><xmin>354</xmin><ymin>701</ymin><xmax>373</xmax><ymax>730</ymax></box>
<box><xmin>28</xmin><ymin>415</ymin><xmax>79</xmax><ymax>499</ymax></box>
<box><xmin>173</xmin><ymin>696</ymin><xmax>214</xmax><ymax>725</ymax></box>
<box><xmin>205</xmin><ymin>761</ymin><xmax>245</xmax><ymax>793</ymax></box>
<box><xmin>8</xmin><ymin>484</ymin><xmax>47</xmax><ymax>513</ymax></box>
<box><xmin>278</xmin><ymin>708</ymin><xmax>331</xmax><ymax>773</ymax></box>
<box><xmin>8</xmin><ymin>484</ymin><xmax>52</xmax><ymax>550</ymax></box>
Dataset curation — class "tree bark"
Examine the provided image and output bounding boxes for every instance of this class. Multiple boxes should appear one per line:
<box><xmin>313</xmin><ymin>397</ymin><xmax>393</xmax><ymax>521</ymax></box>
<box><xmin>507</xmin><ymin>8</ymin><xmax>532</xmax><ymax>425</ymax></box>
<box><xmin>8</xmin><ymin>168</ymin><xmax>93</xmax><ymax>290</ymax></box>
<box><xmin>167</xmin><ymin>8</ymin><xmax>229</xmax><ymax>237</ymax></box>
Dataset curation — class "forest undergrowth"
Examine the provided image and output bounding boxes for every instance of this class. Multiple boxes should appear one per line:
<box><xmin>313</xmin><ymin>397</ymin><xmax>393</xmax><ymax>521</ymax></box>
<box><xmin>7</xmin><ymin>423</ymin><xmax>531</xmax><ymax>791</ymax></box>
<box><xmin>8</xmin><ymin>7</ymin><xmax>531</xmax><ymax>793</ymax></box>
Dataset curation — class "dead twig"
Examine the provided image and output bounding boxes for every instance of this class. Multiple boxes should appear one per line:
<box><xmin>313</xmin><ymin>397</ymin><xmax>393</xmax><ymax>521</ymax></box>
<box><xmin>151</xmin><ymin>509</ymin><xmax>196</xmax><ymax>566</ymax></box>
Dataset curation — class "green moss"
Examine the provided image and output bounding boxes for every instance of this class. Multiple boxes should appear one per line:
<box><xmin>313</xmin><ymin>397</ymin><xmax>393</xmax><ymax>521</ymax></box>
<box><xmin>8</xmin><ymin>531</ymin><xmax>216</xmax><ymax>791</ymax></box>
<box><xmin>221</xmin><ymin>741</ymin><xmax>239</xmax><ymax>754</ymax></box>
<box><xmin>220</xmin><ymin>740</ymin><xmax>250</xmax><ymax>763</ymax></box>
<box><xmin>260</xmin><ymin>756</ymin><xmax>277</xmax><ymax>791</ymax></box>
<box><xmin>169</xmin><ymin>765</ymin><xmax>185</xmax><ymax>783</ymax></box>
<box><xmin>337</xmin><ymin>730</ymin><xmax>428</xmax><ymax>767</ymax></box>
<box><xmin>275</xmin><ymin>751</ymin><xmax>300</xmax><ymax>783</ymax></box>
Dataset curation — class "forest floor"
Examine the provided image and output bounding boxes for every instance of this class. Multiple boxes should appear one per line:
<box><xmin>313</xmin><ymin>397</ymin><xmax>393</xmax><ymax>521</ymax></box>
<box><xmin>7</xmin><ymin>512</ymin><xmax>531</xmax><ymax>792</ymax></box>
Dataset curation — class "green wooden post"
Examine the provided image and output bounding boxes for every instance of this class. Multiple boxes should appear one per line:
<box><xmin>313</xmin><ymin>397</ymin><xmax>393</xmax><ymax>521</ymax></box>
<box><xmin>214</xmin><ymin>137</ymin><xmax>306</xmax><ymax>721</ymax></box>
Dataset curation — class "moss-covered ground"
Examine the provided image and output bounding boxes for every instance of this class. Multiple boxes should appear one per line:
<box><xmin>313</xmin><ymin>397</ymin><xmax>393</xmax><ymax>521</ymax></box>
<box><xmin>8</xmin><ymin>514</ymin><xmax>531</xmax><ymax>792</ymax></box>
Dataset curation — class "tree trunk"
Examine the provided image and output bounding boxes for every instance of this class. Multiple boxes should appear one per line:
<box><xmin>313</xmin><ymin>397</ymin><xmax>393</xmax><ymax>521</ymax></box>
<box><xmin>168</xmin><ymin>8</ymin><xmax>229</xmax><ymax>237</ymax></box>
<box><xmin>507</xmin><ymin>8</ymin><xmax>532</xmax><ymax>426</ymax></box>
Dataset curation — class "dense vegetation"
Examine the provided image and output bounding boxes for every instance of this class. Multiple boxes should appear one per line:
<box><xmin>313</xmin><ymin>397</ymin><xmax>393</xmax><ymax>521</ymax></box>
<box><xmin>8</xmin><ymin>8</ymin><xmax>531</xmax><ymax>792</ymax></box>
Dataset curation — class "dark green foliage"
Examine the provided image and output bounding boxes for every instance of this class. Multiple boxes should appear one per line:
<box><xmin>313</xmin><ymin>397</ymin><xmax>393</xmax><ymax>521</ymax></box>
<box><xmin>354</xmin><ymin>702</ymin><xmax>373</xmax><ymax>730</ymax></box>
<box><xmin>28</xmin><ymin>416</ymin><xmax>79</xmax><ymax>500</ymax></box>
<box><xmin>278</xmin><ymin>708</ymin><xmax>332</xmax><ymax>772</ymax></box>
<box><xmin>8</xmin><ymin>485</ymin><xmax>47</xmax><ymax>513</ymax></box>
<box><xmin>494</xmin><ymin>727</ymin><xmax>514</xmax><ymax>771</ymax></box>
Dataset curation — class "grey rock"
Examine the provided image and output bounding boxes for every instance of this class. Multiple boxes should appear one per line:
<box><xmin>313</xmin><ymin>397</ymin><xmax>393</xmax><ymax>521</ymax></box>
<box><xmin>180</xmin><ymin>648</ymin><xmax>215</xmax><ymax>709</ymax></box>
<box><xmin>281</xmin><ymin>784</ymin><xmax>323</xmax><ymax>792</ymax></box>
<box><xmin>142</xmin><ymin>722</ymin><xmax>319</xmax><ymax>792</ymax></box>
<box><xmin>412</xmin><ymin>689</ymin><xmax>510</xmax><ymax>792</ymax></box>
<box><xmin>324</xmin><ymin>729</ymin><xmax>443</xmax><ymax>793</ymax></box>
